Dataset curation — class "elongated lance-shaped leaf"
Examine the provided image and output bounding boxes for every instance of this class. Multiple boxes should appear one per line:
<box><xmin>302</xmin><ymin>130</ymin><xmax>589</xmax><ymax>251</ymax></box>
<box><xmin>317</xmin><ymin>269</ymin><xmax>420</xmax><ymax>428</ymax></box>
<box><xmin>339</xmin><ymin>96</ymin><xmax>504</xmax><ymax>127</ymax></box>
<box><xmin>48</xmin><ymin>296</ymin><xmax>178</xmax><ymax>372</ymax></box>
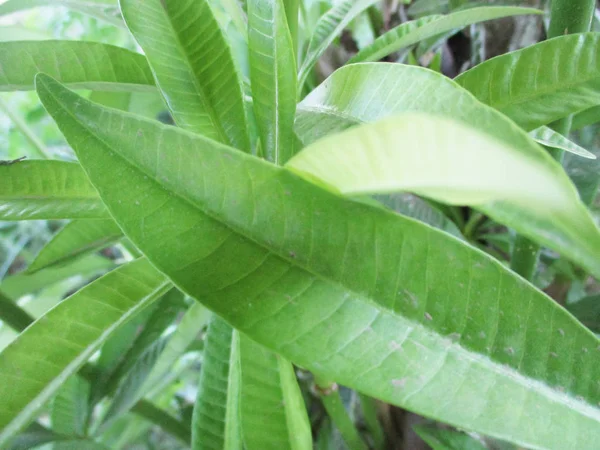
<box><xmin>349</xmin><ymin>7</ymin><xmax>540</xmax><ymax>63</ymax></box>
<box><xmin>529</xmin><ymin>126</ymin><xmax>596</xmax><ymax>159</ymax></box>
<box><xmin>0</xmin><ymin>161</ymin><xmax>109</xmax><ymax>220</ymax></box>
<box><xmin>298</xmin><ymin>0</ymin><xmax>379</xmax><ymax>89</ymax></box>
<box><xmin>28</xmin><ymin>220</ymin><xmax>123</xmax><ymax>273</ymax></box>
<box><xmin>288</xmin><ymin>114</ymin><xmax>600</xmax><ymax>279</ymax></box>
<box><xmin>193</xmin><ymin>317</ymin><xmax>242</xmax><ymax>450</ymax></box>
<box><xmin>455</xmin><ymin>33</ymin><xmax>600</xmax><ymax>130</ymax></box>
<box><xmin>294</xmin><ymin>63</ymin><xmax>600</xmax><ymax>277</ymax></box>
<box><xmin>239</xmin><ymin>336</ymin><xmax>311</xmax><ymax>450</ymax></box>
<box><xmin>120</xmin><ymin>0</ymin><xmax>250</xmax><ymax>150</ymax></box>
<box><xmin>37</xmin><ymin>75</ymin><xmax>600</xmax><ymax>450</ymax></box>
<box><xmin>248</xmin><ymin>0</ymin><xmax>297</xmax><ymax>164</ymax></box>
<box><xmin>0</xmin><ymin>41</ymin><xmax>153</xmax><ymax>91</ymax></box>
<box><xmin>0</xmin><ymin>0</ymin><xmax>123</xmax><ymax>27</ymax></box>
<box><xmin>0</xmin><ymin>258</ymin><xmax>171</xmax><ymax>446</ymax></box>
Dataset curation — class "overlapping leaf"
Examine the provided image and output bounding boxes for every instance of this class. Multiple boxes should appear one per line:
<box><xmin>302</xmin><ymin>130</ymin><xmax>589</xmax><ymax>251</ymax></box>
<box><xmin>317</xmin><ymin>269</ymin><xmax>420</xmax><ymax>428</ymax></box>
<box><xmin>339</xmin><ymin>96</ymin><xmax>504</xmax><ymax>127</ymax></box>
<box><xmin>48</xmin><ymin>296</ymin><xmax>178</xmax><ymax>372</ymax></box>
<box><xmin>36</xmin><ymin>75</ymin><xmax>600</xmax><ymax>450</ymax></box>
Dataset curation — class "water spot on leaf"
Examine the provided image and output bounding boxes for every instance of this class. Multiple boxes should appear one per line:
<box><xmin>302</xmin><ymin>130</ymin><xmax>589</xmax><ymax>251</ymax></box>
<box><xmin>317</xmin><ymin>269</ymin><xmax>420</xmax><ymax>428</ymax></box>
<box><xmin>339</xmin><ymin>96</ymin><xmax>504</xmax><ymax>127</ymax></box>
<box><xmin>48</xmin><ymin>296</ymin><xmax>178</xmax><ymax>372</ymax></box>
<box><xmin>549</xmin><ymin>352</ymin><xmax>558</xmax><ymax>358</ymax></box>
<box><xmin>424</xmin><ymin>312</ymin><xmax>432</xmax><ymax>321</ymax></box>
<box><xmin>558</xmin><ymin>328</ymin><xmax>565</xmax><ymax>336</ymax></box>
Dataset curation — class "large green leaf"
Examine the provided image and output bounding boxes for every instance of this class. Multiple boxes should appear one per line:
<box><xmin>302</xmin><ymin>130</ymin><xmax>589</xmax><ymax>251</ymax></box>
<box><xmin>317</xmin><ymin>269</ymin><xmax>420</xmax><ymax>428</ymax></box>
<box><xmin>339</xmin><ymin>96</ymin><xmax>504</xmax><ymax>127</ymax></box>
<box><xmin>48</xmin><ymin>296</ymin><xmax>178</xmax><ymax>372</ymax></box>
<box><xmin>0</xmin><ymin>259</ymin><xmax>171</xmax><ymax>446</ymax></box>
<box><xmin>120</xmin><ymin>0</ymin><xmax>250</xmax><ymax>150</ymax></box>
<box><xmin>0</xmin><ymin>161</ymin><xmax>109</xmax><ymax>220</ymax></box>
<box><xmin>239</xmin><ymin>337</ymin><xmax>311</xmax><ymax>450</ymax></box>
<box><xmin>192</xmin><ymin>317</ymin><xmax>242</xmax><ymax>450</ymax></box>
<box><xmin>0</xmin><ymin>0</ymin><xmax>123</xmax><ymax>27</ymax></box>
<box><xmin>298</xmin><ymin>0</ymin><xmax>379</xmax><ymax>88</ymax></box>
<box><xmin>349</xmin><ymin>7</ymin><xmax>540</xmax><ymax>63</ymax></box>
<box><xmin>455</xmin><ymin>33</ymin><xmax>600</xmax><ymax>130</ymax></box>
<box><xmin>37</xmin><ymin>75</ymin><xmax>600</xmax><ymax>450</ymax></box>
<box><xmin>0</xmin><ymin>41</ymin><xmax>153</xmax><ymax>92</ymax></box>
<box><xmin>293</xmin><ymin>63</ymin><xmax>600</xmax><ymax>276</ymax></box>
<box><xmin>28</xmin><ymin>219</ymin><xmax>122</xmax><ymax>273</ymax></box>
<box><xmin>248</xmin><ymin>0</ymin><xmax>297</xmax><ymax>163</ymax></box>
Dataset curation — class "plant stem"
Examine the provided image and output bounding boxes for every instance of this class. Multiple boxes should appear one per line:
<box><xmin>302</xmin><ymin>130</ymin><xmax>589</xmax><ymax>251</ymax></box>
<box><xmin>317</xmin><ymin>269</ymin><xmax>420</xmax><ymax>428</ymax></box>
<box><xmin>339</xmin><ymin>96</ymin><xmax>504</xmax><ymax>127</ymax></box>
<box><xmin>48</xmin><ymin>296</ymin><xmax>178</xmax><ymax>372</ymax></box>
<box><xmin>0</xmin><ymin>291</ymin><xmax>35</xmax><ymax>333</ymax></box>
<box><xmin>314</xmin><ymin>377</ymin><xmax>368</xmax><ymax>450</ymax></box>
<box><xmin>510</xmin><ymin>0</ymin><xmax>594</xmax><ymax>280</ymax></box>
<box><xmin>358</xmin><ymin>393</ymin><xmax>385</xmax><ymax>450</ymax></box>
<box><xmin>0</xmin><ymin>96</ymin><xmax>52</xmax><ymax>159</ymax></box>
<box><xmin>463</xmin><ymin>212</ymin><xmax>484</xmax><ymax>240</ymax></box>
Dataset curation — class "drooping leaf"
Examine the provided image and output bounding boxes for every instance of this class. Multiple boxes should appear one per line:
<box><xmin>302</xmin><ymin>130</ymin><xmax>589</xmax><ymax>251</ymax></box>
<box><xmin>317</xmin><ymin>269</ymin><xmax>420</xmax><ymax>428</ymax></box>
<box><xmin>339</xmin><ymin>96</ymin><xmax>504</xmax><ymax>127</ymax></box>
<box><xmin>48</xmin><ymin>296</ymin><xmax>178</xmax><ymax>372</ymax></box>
<box><xmin>239</xmin><ymin>336</ymin><xmax>312</xmax><ymax>450</ymax></box>
<box><xmin>0</xmin><ymin>259</ymin><xmax>171</xmax><ymax>446</ymax></box>
<box><xmin>0</xmin><ymin>41</ymin><xmax>153</xmax><ymax>92</ymax></box>
<box><xmin>0</xmin><ymin>161</ymin><xmax>109</xmax><ymax>220</ymax></box>
<box><xmin>567</xmin><ymin>295</ymin><xmax>600</xmax><ymax>333</ymax></box>
<box><xmin>529</xmin><ymin>126</ymin><xmax>596</xmax><ymax>159</ymax></box>
<box><xmin>0</xmin><ymin>0</ymin><xmax>123</xmax><ymax>27</ymax></box>
<box><xmin>349</xmin><ymin>7</ymin><xmax>540</xmax><ymax>63</ymax></box>
<box><xmin>37</xmin><ymin>75</ymin><xmax>600</xmax><ymax>450</ymax></box>
<box><xmin>248</xmin><ymin>0</ymin><xmax>297</xmax><ymax>163</ymax></box>
<box><xmin>413</xmin><ymin>424</ymin><xmax>487</xmax><ymax>450</ymax></box>
<box><xmin>192</xmin><ymin>317</ymin><xmax>242</xmax><ymax>450</ymax></box>
<box><xmin>120</xmin><ymin>0</ymin><xmax>250</xmax><ymax>150</ymax></box>
<box><xmin>28</xmin><ymin>220</ymin><xmax>122</xmax><ymax>273</ymax></box>
<box><xmin>298</xmin><ymin>0</ymin><xmax>380</xmax><ymax>88</ymax></box>
<box><xmin>455</xmin><ymin>33</ymin><xmax>600</xmax><ymax>130</ymax></box>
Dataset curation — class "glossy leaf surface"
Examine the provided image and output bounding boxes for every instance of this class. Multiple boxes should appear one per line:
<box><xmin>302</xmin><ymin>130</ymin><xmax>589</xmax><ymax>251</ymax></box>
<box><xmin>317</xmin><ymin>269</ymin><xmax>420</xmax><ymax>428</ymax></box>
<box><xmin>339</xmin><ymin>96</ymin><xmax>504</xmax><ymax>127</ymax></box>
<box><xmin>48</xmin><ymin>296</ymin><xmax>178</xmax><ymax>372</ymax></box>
<box><xmin>248</xmin><ymin>0</ymin><xmax>297</xmax><ymax>163</ymax></box>
<box><xmin>0</xmin><ymin>41</ymin><xmax>153</xmax><ymax>91</ymax></box>
<box><xmin>294</xmin><ymin>64</ymin><xmax>600</xmax><ymax>276</ymax></box>
<box><xmin>350</xmin><ymin>7</ymin><xmax>540</xmax><ymax>63</ymax></box>
<box><xmin>37</xmin><ymin>75</ymin><xmax>600</xmax><ymax>450</ymax></box>
<box><xmin>28</xmin><ymin>220</ymin><xmax>122</xmax><ymax>273</ymax></box>
<box><xmin>456</xmin><ymin>33</ymin><xmax>600</xmax><ymax>130</ymax></box>
<box><xmin>0</xmin><ymin>161</ymin><xmax>109</xmax><ymax>220</ymax></box>
<box><xmin>0</xmin><ymin>259</ymin><xmax>171</xmax><ymax>446</ymax></box>
<box><xmin>120</xmin><ymin>0</ymin><xmax>249</xmax><ymax>149</ymax></box>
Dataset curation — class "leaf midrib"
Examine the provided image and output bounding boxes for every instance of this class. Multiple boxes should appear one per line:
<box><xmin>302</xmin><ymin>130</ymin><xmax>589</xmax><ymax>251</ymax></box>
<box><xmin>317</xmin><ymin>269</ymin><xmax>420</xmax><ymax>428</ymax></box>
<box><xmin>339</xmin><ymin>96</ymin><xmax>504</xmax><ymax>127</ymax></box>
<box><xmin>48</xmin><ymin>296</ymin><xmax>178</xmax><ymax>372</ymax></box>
<box><xmin>52</xmin><ymin>85</ymin><xmax>600</xmax><ymax>426</ymax></box>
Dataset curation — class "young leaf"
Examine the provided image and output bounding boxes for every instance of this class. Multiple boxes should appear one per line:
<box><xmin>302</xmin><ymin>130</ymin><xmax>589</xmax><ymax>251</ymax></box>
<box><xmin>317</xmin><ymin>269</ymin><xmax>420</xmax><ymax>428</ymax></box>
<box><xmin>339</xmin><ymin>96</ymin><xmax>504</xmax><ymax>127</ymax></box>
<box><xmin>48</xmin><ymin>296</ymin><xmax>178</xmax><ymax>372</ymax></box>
<box><xmin>0</xmin><ymin>161</ymin><xmax>109</xmax><ymax>220</ymax></box>
<box><xmin>120</xmin><ymin>0</ymin><xmax>250</xmax><ymax>150</ymax></box>
<box><xmin>455</xmin><ymin>33</ymin><xmax>600</xmax><ymax>130</ymax></box>
<box><xmin>37</xmin><ymin>75</ymin><xmax>600</xmax><ymax>450</ymax></box>
<box><xmin>248</xmin><ymin>0</ymin><xmax>297</xmax><ymax>163</ymax></box>
<box><xmin>529</xmin><ymin>126</ymin><xmax>596</xmax><ymax>159</ymax></box>
<box><xmin>0</xmin><ymin>259</ymin><xmax>171</xmax><ymax>446</ymax></box>
<box><xmin>193</xmin><ymin>317</ymin><xmax>242</xmax><ymax>450</ymax></box>
<box><xmin>298</xmin><ymin>0</ymin><xmax>380</xmax><ymax>88</ymax></box>
<box><xmin>349</xmin><ymin>7</ymin><xmax>541</xmax><ymax>63</ymax></box>
<box><xmin>0</xmin><ymin>41</ymin><xmax>153</xmax><ymax>92</ymax></box>
<box><xmin>28</xmin><ymin>220</ymin><xmax>123</xmax><ymax>273</ymax></box>
<box><xmin>239</xmin><ymin>337</ymin><xmax>312</xmax><ymax>450</ymax></box>
<box><xmin>288</xmin><ymin>114</ymin><xmax>600</xmax><ymax>279</ymax></box>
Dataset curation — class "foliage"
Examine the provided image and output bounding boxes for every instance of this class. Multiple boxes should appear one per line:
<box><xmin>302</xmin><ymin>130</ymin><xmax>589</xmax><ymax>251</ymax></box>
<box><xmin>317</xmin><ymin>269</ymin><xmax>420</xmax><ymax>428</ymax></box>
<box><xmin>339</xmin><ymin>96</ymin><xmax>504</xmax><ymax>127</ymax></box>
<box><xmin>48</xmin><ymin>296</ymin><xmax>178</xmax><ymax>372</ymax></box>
<box><xmin>1</xmin><ymin>1</ymin><xmax>599</xmax><ymax>449</ymax></box>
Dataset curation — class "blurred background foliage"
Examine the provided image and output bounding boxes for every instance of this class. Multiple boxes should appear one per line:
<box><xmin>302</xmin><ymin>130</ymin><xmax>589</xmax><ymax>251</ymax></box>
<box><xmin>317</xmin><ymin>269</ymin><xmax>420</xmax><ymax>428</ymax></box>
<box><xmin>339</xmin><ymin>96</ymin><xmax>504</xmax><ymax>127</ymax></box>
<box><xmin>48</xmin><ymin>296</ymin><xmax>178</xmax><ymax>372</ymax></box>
<box><xmin>0</xmin><ymin>1</ymin><xmax>599</xmax><ymax>449</ymax></box>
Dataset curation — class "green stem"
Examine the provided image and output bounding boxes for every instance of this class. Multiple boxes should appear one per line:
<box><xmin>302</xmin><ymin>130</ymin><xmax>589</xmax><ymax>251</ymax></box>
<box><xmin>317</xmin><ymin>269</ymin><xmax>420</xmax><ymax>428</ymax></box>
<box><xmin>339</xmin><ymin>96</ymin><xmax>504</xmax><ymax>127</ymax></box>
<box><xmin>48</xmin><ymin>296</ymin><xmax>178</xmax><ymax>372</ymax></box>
<box><xmin>510</xmin><ymin>0</ymin><xmax>594</xmax><ymax>280</ymax></box>
<box><xmin>463</xmin><ymin>212</ymin><xmax>484</xmax><ymax>240</ymax></box>
<box><xmin>358</xmin><ymin>394</ymin><xmax>385</xmax><ymax>450</ymax></box>
<box><xmin>315</xmin><ymin>377</ymin><xmax>368</xmax><ymax>450</ymax></box>
<box><xmin>0</xmin><ymin>291</ymin><xmax>35</xmax><ymax>333</ymax></box>
<box><xmin>0</xmin><ymin>97</ymin><xmax>52</xmax><ymax>159</ymax></box>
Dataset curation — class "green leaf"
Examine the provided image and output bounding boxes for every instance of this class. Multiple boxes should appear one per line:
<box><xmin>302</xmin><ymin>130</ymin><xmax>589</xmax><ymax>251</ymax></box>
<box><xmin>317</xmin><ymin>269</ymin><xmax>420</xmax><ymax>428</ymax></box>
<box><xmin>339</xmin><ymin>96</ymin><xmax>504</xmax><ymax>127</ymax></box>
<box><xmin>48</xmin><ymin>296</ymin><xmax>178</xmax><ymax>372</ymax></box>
<box><xmin>192</xmin><ymin>317</ymin><xmax>242</xmax><ymax>450</ymax></box>
<box><xmin>38</xmin><ymin>75</ymin><xmax>600</xmax><ymax>450</ymax></box>
<box><xmin>571</xmin><ymin>105</ymin><xmax>600</xmax><ymax>131</ymax></box>
<box><xmin>28</xmin><ymin>220</ymin><xmax>122</xmax><ymax>273</ymax></box>
<box><xmin>51</xmin><ymin>376</ymin><xmax>90</xmax><ymax>437</ymax></box>
<box><xmin>455</xmin><ymin>33</ymin><xmax>600</xmax><ymax>130</ymax></box>
<box><xmin>0</xmin><ymin>259</ymin><xmax>171</xmax><ymax>446</ymax></box>
<box><xmin>349</xmin><ymin>7</ymin><xmax>540</xmax><ymax>63</ymax></box>
<box><xmin>413</xmin><ymin>424</ymin><xmax>487</xmax><ymax>450</ymax></box>
<box><xmin>120</xmin><ymin>0</ymin><xmax>250</xmax><ymax>150</ymax></box>
<box><xmin>0</xmin><ymin>0</ymin><xmax>123</xmax><ymax>27</ymax></box>
<box><xmin>564</xmin><ymin>138</ymin><xmax>600</xmax><ymax>207</ymax></box>
<box><xmin>567</xmin><ymin>295</ymin><xmax>600</xmax><ymax>333</ymax></box>
<box><xmin>298</xmin><ymin>0</ymin><xmax>379</xmax><ymax>88</ymax></box>
<box><xmin>529</xmin><ymin>126</ymin><xmax>596</xmax><ymax>159</ymax></box>
<box><xmin>288</xmin><ymin>113</ymin><xmax>600</xmax><ymax>278</ymax></box>
<box><xmin>240</xmin><ymin>336</ymin><xmax>312</xmax><ymax>450</ymax></box>
<box><xmin>0</xmin><ymin>41</ymin><xmax>154</xmax><ymax>92</ymax></box>
<box><xmin>294</xmin><ymin>63</ymin><xmax>600</xmax><ymax>276</ymax></box>
<box><xmin>248</xmin><ymin>0</ymin><xmax>297</xmax><ymax>163</ymax></box>
<box><xmin>0</xmin><ymin>161</ymin><xmax>109</xmax><ymax>220</ymax></box>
